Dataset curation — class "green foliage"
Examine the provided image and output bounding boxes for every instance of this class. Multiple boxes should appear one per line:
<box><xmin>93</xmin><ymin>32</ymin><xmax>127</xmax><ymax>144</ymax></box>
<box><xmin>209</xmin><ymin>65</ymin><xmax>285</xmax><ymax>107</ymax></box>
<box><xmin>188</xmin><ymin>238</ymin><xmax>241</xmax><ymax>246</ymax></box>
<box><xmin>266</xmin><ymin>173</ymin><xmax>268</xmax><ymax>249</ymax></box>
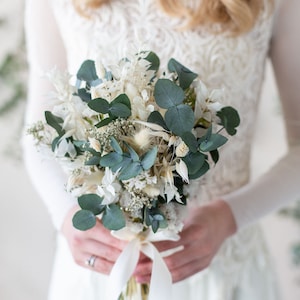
<box><xmin>168</xmin><ymin>58</ymin><xmax>198</xmax><ymax>90</ymax></box>
<box><xmin>77</xmin><ymin>60</ymin><xmax>99</xmax><ymax>85</ymax></box>
<box><xmin>217</xmin><ymin>106</ymin><xmax>240</xmax><ymax>136</ymax></box>
<box><xmin>154</xmin><ymin>79</ymin><xmax>194</xmax><ymax>136</ymax></box>
<box><xmin>45</xmin><ymin>111</ymin><xmax>65</xmax><ymax>136</ymax></box>
<box><xmin>154</xmin><ymin>79</ymin><xmax>185</xmax><ymax>108</ymax></box>
<box><xmin>100</xmin><ymin>137</ymin><xmax>158</xmax><ymax>181</ymax></box>
<box><xmin>79</xmin><ymin>194</ymin><xmax>104</xmax><ymax>212</ymax></box>
<box><xmin>181</xmin><ymin>132</ymin><xmax>198</xmax><ymax>153</ymax></box>
<box><xmin>102</xmin><ymin>204</ymin><xmax>126</xmax><ymax>230</ymax></box>
<box><xmin>144</xmin><ymin>51</ymin><xmax>160</xmax><ymax>72</ymax></box>
<box><xmin>144</xmin><ymin>205</ymin><xmax>167</xmax><ymax>233</ymax></box>
<box><xmin>164</xmin><ymin>104</ymin><xmax>194</xmax><ymax>136</ymax></box>
<box><xmin>182</xmin><ymin>152</ymin><xmax>206</xmax><ymax>176</ymax></box>
<box><xmin>72</xmin><ymin>210</ymin><xmax>97</xmax><ymax>231</ymax></box>
<box><xmin>199</xmin><ymin>134</ymin><xmax>228</xmax><ymax>152</ymax></box>
<box><xmin>88</xmin><ymin>94</ymin><xmax>131</xmax><ymax>125</ymax></box>
<box><xmin>73</xmin><ymin>193</ymin><xmax>126</xmax><ymax>231</ymax></box>
<box><xmin>147</xmin><ymin>111</ymin><xmax>168</xmax><ymax>130</ymax></box>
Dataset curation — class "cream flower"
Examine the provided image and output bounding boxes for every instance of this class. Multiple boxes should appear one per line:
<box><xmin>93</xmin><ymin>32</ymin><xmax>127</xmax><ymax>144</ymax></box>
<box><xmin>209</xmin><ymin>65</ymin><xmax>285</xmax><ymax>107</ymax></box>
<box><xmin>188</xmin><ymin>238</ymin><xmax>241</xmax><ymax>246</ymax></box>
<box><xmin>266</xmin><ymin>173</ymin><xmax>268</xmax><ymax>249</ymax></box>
<box><xmin>97</xmin><ymin>168</ymin><xmax>122</xmax><ymax>205</ymax></box>
<box><xmin>143</xmin><ymin>185</ymin><xmax>160</xmax><ymax>198</ymax></box>
<box><xmin>193</xmin><ymin>80</ymin><xmax>225</xmax><ymax>124</ymax></box>
<box><xmin>176</xmin><ymin>159</ymin><xmax>189</xmax><ymax>183</ymax></box>
<box><xmin>55</xmin><ymin>138</ymin><xmax>77</xmax><ymax>159</ymax></box>
<box><xmin>175</xmin><ymin>140</ymin><xmax>189</xmax><ymax>157</ymax></box>
<box><xmin>88</xmin><ymin>137</ymin><xmax>101</xmax><ymax>152</ymax></box>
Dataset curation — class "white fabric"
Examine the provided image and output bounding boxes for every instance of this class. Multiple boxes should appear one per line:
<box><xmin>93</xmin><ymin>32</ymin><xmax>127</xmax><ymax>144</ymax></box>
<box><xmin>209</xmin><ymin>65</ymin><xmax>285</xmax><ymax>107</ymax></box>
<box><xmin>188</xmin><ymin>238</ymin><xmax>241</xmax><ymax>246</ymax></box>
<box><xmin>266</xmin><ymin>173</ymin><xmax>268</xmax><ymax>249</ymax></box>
<box><xmin>22</xmin><ymin>0</ymin><xmax>300</xmax><ymax>299</ymax></box>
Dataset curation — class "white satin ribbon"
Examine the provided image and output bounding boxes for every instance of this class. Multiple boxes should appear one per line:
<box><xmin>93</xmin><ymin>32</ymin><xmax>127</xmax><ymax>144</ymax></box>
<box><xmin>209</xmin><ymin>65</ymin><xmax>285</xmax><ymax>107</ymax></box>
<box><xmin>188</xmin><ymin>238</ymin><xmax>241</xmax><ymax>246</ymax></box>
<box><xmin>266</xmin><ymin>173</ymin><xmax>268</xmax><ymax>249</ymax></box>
<box><xmin>105</xmin><ymin>228</ymin><xmax>180</xmax><ymax>300</ymax></box>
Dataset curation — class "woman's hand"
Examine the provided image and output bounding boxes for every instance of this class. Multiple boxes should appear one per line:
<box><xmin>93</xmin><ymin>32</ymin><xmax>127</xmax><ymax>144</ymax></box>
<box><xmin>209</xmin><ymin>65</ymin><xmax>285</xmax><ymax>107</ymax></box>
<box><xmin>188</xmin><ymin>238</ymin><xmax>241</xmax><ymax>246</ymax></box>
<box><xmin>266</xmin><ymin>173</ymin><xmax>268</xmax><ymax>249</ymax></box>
<box><xmin>61</xmin><ymin>205</ymin><xmax>127</xmax><ymax>274</ymax></box>
<box><xmin>134</xmin><ymin>200</ymin><xmax>237</xmax><ymax>283</ymax></box>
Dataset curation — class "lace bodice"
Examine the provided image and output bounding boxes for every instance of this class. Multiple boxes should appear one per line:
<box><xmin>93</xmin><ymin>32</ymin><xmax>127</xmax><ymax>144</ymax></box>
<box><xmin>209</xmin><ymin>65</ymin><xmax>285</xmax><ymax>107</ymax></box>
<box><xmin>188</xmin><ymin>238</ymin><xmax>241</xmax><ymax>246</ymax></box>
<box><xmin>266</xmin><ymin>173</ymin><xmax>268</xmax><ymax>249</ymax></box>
<box><xmin>52</xmin><ymin>0</ymin><xmax>275</xmax><ymax>202</ymax></box>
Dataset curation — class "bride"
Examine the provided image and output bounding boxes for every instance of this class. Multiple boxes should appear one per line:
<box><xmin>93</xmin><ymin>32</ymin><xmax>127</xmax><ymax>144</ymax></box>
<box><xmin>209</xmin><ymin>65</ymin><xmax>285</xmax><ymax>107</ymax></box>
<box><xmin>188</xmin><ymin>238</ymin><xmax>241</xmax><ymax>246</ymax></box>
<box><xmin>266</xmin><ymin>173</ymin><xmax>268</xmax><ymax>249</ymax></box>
<box><xmin>23</xmin><ymin>0</ymin><xmax>300</xmax><ymax>299</ymax></box>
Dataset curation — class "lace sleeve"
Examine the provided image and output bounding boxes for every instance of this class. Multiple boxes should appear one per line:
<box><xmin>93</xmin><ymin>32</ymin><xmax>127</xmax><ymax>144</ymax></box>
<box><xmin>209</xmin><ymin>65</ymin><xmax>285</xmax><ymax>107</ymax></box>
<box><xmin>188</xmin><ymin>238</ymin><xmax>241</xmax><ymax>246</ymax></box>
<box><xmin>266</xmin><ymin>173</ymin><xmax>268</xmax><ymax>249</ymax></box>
<box><xmin>22</xmin><ymin>0</ymin><xmax>76</xmax><ymax>230</ymax></box>
<box><xmin>223</xmin><ymin>0</ymin><xmax>300</xmax><ymax>229</ymax></box>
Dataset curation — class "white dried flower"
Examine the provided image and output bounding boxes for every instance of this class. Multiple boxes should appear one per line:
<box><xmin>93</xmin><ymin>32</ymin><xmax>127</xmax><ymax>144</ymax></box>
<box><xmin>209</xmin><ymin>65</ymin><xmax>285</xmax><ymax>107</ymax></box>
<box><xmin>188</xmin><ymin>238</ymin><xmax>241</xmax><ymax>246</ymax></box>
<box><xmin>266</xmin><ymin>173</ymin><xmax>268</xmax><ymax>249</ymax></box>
<box><xmin>88</xmin><ymin>137</ymin><xmax>101</xmax><ymax>152</ymax></box>
<box><xmin>176</xmin><ymin>159</ymin><xmax>189</xmax><ymax>183</ymax></box>
<box><xmin>175</xmin><ymin>141</ymin><xmax>189</xmax><ymax>157</ymax></box>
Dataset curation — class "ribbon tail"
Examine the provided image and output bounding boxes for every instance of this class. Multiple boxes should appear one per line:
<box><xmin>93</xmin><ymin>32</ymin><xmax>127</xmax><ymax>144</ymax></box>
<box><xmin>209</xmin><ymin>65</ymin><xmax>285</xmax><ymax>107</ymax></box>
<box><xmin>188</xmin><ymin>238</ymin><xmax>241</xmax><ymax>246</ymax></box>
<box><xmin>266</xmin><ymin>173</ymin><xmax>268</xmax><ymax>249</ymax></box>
<box><xmin>105</xmin><ymin>239</ymin><xmax>140</xmax><ymax>300</ymax></box>
<box><xmin>141</xmin><ymin>243</ymin><xmax>173</xmax><ymax>300</ymax></box>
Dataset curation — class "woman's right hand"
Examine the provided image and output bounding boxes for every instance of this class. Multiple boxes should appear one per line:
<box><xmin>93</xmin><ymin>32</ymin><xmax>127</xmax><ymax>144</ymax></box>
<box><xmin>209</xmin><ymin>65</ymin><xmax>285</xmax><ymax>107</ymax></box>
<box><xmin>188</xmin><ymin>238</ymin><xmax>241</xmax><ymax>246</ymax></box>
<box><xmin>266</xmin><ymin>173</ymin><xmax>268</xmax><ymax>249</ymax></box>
<box><xmin>61</xmin><ymin>205</ymin><xmax>127</xmax><ymax>274</ymax></box>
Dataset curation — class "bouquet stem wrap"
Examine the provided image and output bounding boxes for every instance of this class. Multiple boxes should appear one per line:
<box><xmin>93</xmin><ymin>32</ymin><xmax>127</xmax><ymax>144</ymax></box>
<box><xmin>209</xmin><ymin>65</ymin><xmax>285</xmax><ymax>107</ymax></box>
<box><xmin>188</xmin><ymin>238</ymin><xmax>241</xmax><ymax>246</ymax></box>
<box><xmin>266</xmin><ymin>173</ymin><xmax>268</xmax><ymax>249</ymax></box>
<box><xmin>106</xmin><ymin>229</ymin><xmax>179</xmax><ymax>300</ymax></box>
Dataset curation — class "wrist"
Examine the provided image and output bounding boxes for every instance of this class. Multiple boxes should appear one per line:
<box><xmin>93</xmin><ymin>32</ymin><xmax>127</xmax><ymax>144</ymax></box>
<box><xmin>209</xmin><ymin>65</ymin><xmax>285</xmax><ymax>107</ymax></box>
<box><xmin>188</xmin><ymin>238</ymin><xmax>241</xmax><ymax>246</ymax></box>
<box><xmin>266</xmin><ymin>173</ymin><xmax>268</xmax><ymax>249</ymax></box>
<box><xmin>211</xmin><ymin>199</ymin><xmax>237</xmax><ymax>238</ymax></box>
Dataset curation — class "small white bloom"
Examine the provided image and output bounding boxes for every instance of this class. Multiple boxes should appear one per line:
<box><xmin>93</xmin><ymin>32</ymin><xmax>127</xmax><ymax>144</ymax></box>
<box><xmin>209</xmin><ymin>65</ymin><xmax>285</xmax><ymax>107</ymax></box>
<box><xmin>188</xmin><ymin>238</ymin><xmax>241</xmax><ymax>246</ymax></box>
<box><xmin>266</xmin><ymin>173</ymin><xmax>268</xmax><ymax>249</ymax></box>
<box><xmin>88</xmin><ymin>137</ymin><xmax>101</xmax><ymax>152</ymax></box>
<box><xmin>175</xmin><ymin>141</ymin><xmax>189</xmax><ymax>157</ymax></box>
<box><xmin>133</xmin><ymin>127</ymin><xmax>152</xmax><ymax>150</ymax></box>
<box><xmin>143</xmin><ymin>185</ymin><xmax>160</xmax><ymax>198</ymax></box>
<box><xmin>95</xmin><ymin>59</ymin><xmax>106</xmax><ymax>79</ymax></box>
<box><xmin>125</xmin><ymin>82</ymin><xmax>139</xmax><ymax>100</ymax></box>
<box><xmin>97</xmin><ymin>168</ymin><xmax>121</xmax><ymax>205</ymax></box>
<box><xmin>55</xmin><ymin>138</ymin><xmax>77</xmax><ymax>159</ymax></box>
<box><xmin>176</xmin><ymin>159</ymin><xmax>189</xmax><ymax>183</ymax></box>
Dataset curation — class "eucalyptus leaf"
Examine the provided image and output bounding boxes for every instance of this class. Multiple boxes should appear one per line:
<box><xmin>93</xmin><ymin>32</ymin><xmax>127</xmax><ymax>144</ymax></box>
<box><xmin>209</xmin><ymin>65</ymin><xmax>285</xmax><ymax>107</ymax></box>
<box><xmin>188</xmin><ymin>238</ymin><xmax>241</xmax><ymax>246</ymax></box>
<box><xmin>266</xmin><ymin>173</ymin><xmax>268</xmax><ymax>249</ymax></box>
<box><xmin>199</xmin><ymin>134</ymin><xmax>228</xmax><ymax>152</ymax></box>
<box><xmin>181</xmin><ymin>132</ymin><xmax>198</xmax><ymax>153</ymax></box>
<box><xmin>111</xmin><ymin>155</ymin><xmax>132</xmax><ymax>173</ymax></box>
<box><xmin>217</xmin><ymin>106</ymin><xmax>240</xmax><ymax>136</ymax></box>
<box><xmin>72</xmin><ymin>210</ymin><xmax>96</xmax><ymax>231</ymax></box>
<box><xmin>118</xmin><ymin>161</ymin><xmax>143</xmax><ymax>181</ymax></box>
<box><xmin>168</xmin><ymin>58</ymin><xmax>198</xmax><ymax>90</ymax></box>
<box><xmin>77</xmin><ymin>88</ymin><xmax>91</xmax><ymax>102</ymax></box>
<box><xmin>210</xmin><ymin>149</ymin><xmax>219</xmax><ymax>164</ymax></box>
<box><xmin>85</xmin><ymin>156</ymin><xmax>101</xmax><ymax>166</ymax></box>
<box><xmin>141</xmin><ymin>146</ymin><xmax>158</xmax><ymax>170</ymax></box>
<box><xmin>125</xmin><ymin>144</ymin><xmax>140</xmax><ymax>162</ymax></box>
<box><xmin>165</xmin><ymin>104</ymin><xmax>194</xmax><ymax>136</ymax></box>
<box><xmin>144</xmin><ymin>51</ymin><xmax>160</xmax><ymax>71</ymax></box>
<box><xmin>78</xmin><ymin>194</ymin><xmax>105</xmax><ymax>215</ymax></box>
<box><xmin>154</xmin><ymin>79</ymin><xmax>185</xmax><ymax>109</ymax></box>
<box><xmin>95</xmin><ymin>117</ymin><xmax>114</xmax><ymax>128</ymax></box>
<box><xmin>88</xmin><ymin>98</ymin><xmax>110</xmax><ymax>114</ymax></box>
<box><xmin>102</xmin><ymin>204</ymin><xmax>126</xmax><ymax>230</ymax></box>
<box><xmin>110</xmin><ymin>102</ymin><xmax>131</xmax><ymax>118</ymax></box>
<box><xmin>51</xmin><ymin>136</ymin><xmax>60</xmax><ymax>152</ymax></box>
<box><xmin>110</xmin><ymin>136</ymin><xmax>123</xmax><ymax>154</ymax></box>
<box><xmin>147</xmin><ymin>111</ymin><xmax>168</xmax><ymax>130</ymax></box>
<box><xmin>151</xmin><ymin>220</ymin><xmax>160</xmax><ymax>233</ymax></box>
<box><xmin>112</xmin><ymin>94</ymin><xmax>131</xmax><ymax>110</ymax></box>
<box><xmin>77</xmin><ymin>60</ymin><xmax>99</xmax><ymax>83</ymax></box>
<box><xmin>182</xmin><ymin>152</ymin><xmax>206</xmax><ymax>175</ymax></box>
<box><xmin>189</xmin><ymin>161</ymin><xmax>210</xmax><ymax>180</ymax></box>
<box><xmin>45</xmin><ymin>111</ymin><xmax>65</xmax><ymax>136</ymax></box>
<box><xmin>100</xmin><ymin>152</ymin><xmax>123</xmax><ymax>167</ymax></box>
<box><xmin>144</xmin><ymin>206</ymin><xmax>167</xmax><ymax>232</ymax></box>
<box><xmin>73</xmin><ymin>140</ymin><xmax>88</xmax><ymax>150</ymax></box>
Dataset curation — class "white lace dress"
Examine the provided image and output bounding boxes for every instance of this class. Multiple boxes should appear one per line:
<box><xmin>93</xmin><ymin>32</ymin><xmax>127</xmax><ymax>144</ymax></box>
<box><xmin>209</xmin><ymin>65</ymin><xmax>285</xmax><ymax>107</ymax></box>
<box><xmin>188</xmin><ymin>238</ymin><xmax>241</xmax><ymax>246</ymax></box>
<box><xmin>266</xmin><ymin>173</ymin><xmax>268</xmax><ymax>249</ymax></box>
<box><xmin>23</xmin><ymin>0</ymin><xmax>300</xmax><ymax>299</ymax></box>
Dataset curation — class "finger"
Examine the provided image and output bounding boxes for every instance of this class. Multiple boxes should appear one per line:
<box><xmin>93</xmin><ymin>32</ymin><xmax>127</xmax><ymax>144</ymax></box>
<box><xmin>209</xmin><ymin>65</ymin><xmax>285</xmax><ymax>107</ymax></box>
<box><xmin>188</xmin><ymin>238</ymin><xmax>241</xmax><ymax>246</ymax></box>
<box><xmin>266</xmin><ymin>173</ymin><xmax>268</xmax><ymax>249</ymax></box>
<box><xmin>84</xmin><ymin>221</ymin><xmax>127</xmax><ymax>250</ymax></box>
<box><xmin>82</xmin><ymin>239</ymin><xmax>123</xmax><ymax>263</ymax></box>
<box><xmin>164</xmin><ymin>241</ymin><xmax>211</xmax><ymax>271</ymax></box>
<box><xmin>170</xmin><ymin>255</ymin><xmax>212</xmax><ymax>283</ymax></box>
<box><xmin>154</xmin><ymin>224</ymin><xmax>206</xmax><ymax>252</ymax></box>
<box><xmin>80</xmin><ymin>252</ymin><xmax>115</xmax><ymax>275</ymax></box>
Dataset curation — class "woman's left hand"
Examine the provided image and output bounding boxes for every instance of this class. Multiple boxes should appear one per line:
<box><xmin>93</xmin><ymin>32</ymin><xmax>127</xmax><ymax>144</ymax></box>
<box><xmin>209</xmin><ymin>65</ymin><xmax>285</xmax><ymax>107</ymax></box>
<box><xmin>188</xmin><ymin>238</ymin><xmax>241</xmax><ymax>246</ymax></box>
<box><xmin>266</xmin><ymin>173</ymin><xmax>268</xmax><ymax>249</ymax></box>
<box><xmin>134</xmin><ymin>199</ymin><xmax>237</xmax><ymax>283</ymax></box>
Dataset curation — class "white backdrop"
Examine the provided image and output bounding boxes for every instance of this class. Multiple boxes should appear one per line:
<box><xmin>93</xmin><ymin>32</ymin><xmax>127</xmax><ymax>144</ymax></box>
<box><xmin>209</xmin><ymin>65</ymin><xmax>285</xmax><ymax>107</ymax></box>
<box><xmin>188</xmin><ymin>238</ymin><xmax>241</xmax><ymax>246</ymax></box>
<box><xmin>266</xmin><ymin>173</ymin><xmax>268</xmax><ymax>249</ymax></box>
<box><xmin>0</xmin><ymin>1</ymin><xmax>300</xmax><ymax>299</ymax></box>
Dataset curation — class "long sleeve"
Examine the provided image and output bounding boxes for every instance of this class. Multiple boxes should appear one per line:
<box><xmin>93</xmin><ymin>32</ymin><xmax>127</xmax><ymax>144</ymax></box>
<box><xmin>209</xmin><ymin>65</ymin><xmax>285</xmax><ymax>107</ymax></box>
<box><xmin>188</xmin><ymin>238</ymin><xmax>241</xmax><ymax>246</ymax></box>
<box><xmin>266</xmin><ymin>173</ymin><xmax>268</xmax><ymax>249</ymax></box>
<box><xmin>22</xmin><ymin>0</ymin><xmax>77</xmax><ymax>230</ymax></box>
<box><xmin>223</xmin><ymin>0</ymin><xmax>300</xmax><ymax>229</ymax></box>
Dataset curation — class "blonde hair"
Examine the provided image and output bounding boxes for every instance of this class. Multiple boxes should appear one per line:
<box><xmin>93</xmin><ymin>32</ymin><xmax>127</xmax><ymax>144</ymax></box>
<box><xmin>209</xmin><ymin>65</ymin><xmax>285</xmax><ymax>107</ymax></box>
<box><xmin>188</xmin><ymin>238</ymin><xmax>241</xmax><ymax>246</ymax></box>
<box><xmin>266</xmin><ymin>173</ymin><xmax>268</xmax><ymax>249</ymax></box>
<box><xmin>73</xmin><ymin>0</ymin><xmax>272</xmax><ymax>35</ymax></box>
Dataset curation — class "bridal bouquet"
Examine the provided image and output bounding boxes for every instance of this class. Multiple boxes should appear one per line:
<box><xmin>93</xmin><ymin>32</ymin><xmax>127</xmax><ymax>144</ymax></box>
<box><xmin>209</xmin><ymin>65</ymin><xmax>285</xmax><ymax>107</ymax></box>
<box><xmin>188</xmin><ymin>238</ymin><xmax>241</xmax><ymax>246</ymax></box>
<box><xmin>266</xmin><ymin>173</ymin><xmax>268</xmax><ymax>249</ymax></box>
<box><xmin>28</xmin><ymin>50</ymin><xmax>239</xmax><ymax>299</ymax></box>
